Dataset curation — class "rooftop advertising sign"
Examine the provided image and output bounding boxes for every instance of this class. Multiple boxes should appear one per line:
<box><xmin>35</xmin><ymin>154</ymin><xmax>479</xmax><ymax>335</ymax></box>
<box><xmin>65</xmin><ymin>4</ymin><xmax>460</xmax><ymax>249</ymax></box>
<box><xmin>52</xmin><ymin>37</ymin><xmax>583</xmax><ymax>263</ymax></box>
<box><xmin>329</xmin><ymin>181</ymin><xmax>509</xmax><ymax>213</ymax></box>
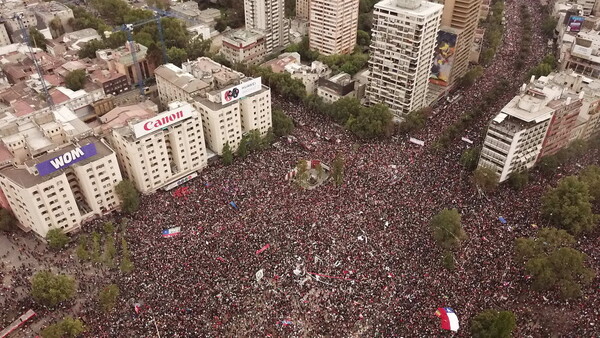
<box><xmin>132</xmin><ymin>105</ymin><xmax>194</xmax><ymax>138</ymax></box>
<box><xmin>36</xmin><ymin>143</ymin><xmax>97</xmax><ymax>176</ymax></box>
<box><xmin>220</xmin><ymin>77</ymin><xmax>262</xmax><ymax>104</ymax></box>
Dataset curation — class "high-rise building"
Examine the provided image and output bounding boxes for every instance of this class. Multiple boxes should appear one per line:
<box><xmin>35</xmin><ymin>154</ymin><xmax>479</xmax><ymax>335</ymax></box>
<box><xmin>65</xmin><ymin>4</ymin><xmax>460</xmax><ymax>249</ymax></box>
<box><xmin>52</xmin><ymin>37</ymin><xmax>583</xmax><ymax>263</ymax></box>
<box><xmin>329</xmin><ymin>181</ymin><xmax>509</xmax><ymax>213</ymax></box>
<box><xmin>296</xmin><ymin>0</ymin><xmax>311</xmax><ymax>20</ymax></box>
<box><xmin>366</xmin><ymin>0</ymin><xmax>443</xmax><ymax>118</ymax></box>
<box><xmin>430</xmin><ymin>0</ymin><xmax>482</xmax><ymax>88</ymax></box>
<box><xmin>308</xmin><ymin>0</ymin><xmax>359</xmax><ymax>55</ymax></box>
<box><xmin>478</xmin><ymin>77</ymin><xmax>583</xmax><ymax>182</ymax></box>
<box><xmin>244</xmin><ymin>0</ymin><xmax>289</xmax><ymax>54</ymax></box>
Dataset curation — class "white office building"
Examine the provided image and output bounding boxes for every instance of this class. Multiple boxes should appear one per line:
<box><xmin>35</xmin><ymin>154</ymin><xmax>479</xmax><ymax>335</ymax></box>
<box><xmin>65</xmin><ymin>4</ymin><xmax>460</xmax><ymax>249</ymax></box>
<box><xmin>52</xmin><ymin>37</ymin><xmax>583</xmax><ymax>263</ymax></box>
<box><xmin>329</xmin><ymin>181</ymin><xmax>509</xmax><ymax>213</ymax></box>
<box><xmin>244</xmin><ymin>0</ymin><xmax>289</xmax><ymax>54</ymax></box>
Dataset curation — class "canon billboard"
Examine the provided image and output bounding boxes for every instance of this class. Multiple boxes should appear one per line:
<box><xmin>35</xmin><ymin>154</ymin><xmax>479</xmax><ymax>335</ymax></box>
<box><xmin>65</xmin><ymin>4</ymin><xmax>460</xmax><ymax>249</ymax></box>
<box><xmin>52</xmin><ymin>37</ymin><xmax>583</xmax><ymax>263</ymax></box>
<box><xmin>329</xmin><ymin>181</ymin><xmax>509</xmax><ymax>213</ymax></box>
<box><xmin>220</xmin><ymin>77</ymin><xmax>262</xmax><ymax>104</ymax></box>
<box><xmin>133</xmin><ymin>105</ymin><xmax>194</xmax><ymax>138</ymax></box>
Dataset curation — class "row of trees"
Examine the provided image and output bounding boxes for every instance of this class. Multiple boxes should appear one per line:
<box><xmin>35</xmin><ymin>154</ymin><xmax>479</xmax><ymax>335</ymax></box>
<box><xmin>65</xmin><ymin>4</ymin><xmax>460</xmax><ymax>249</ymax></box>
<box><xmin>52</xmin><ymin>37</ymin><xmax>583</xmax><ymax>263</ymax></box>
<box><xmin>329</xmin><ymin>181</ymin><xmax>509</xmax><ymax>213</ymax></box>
<box><xmin>528</xmin><ymin>54</ymin><xmax>557</xmax><ymax>79</ymax></box>
<box><xmin>284</xmin><ymin>37</ymin><xmax>369</xmax><ymax>75</ymax></box>
<box><xmin>480</xmin><ymin>0</ymin><xmax>505</xmax><ymax>65</ymax></box>
<box><xmin>76</xmin><ymin>220</ymin><xmax>135</xmax><ymax>273</ymax></box>
<box><xmin>221</xmin><ymin>129</ymin><xmax>275</xmax><ymax>165</ymax></box>
<box><xmin>515</xmin><ymin>5</ymin><xmax>533</xmax><ymax>70</ymax></box>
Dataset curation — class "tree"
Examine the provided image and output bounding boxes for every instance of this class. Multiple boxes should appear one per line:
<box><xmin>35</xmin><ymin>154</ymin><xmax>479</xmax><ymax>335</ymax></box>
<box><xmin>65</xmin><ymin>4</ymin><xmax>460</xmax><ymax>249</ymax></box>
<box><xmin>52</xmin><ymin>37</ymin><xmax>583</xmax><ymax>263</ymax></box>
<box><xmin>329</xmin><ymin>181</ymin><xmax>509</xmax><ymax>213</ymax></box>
<box><xmin>41</xmin><ymin>317</ymin><xmax>86</xmax><ymax>338</ymax></box>
<box><xmin>167</xmin><ymin>46</ymin><xmax>188</xmax><ymax>67</ymax></box>
<box><xmin>29</xmin><ymin>28</ymin><xmax>47</xmax><ymax>51</ymax></box>
<box><xmin>473</xmin><ymin>167</ymin><xmax>499</xmax><ymax>192</ymax></box>
<box><xmin>91</xmin><ymin>231</ymin><xmax>102</xmax><ymax>262</ymax></box>
<box><xmin>272</xmin><ymin>109</ymin><xmax>295</xmax><ymax>137</ymax></box>
<box><xmin>442</xmin><ymin>251</ymin><xmax>455</xmax><ymax>270</ymax></box>
<box><xmin>0</xmin><ymin>208</ymin><xmax>16</xmax><ymax>232</ymax></box>
<box><xmin>356</xmin><ymin>30</ymin><xmax>371</xmax><ymax>47</ymax></box>
<box><xmin>237</xmin><ymin>135</ymin><xmax>249</xmax><ymax>158</ymax></box>
<box><xmin>332</xmin><ymin>153</ymin><xmax>345</xmax><ymax>187</ymax></box>
<box><xmin>541</xmin><ymin>176</ymin><xmax>598</xmax><ymax>235</ymax></box>
<box><xmin>345</xmin><ymin>103</ymin><xmax>393</xmax><ymax>139</ymax></box>
<box><xmin>398</xmin><ymin>108</ymin><xmax>429</xmax><ymax>134</ymax></box>
<box><xmin>542</xmin><ymin>16</ymin><xmax>558</xmax><ymax>38</ymax></box>
<box><xmin>64</xmin><ymin>69</ymin><xmax>86</xmax><ymax>91</ymax></box>
<box><xmin>104</xmin><ymin>236</ymin><xmax>117</xmax><ymax>267</ymax></box>
<box><xmin>49</xmin><ymin>17</ymin><xmax>65</xmax><ymax>38</ymax></box>
<box><xmin>459</xmin><ymin>147</ymin><xmax>481</xmax><ymax>171</ymax></box>
<box><xmin>31</xmin><ymin>271</ymin><xmax>76</xmax><ymax>307</ymax></box>
<box><xmin>75</xmin><ymin>236</ymin><xmax>89</xmax><ymax>261</ymax></box>
<box><xmin>471</xmin><ymin>310</ymin><xmax>516</xmax><ymax>338</ymax></box>
<box><xmin>98</xmin><ymin>284</ymin><xmax>120</xmax><ymax>312</ymax></box>
<box><xmin>186</xmin><ymin>36</ymin><xmax>211</xmax><ymax>60</ymax></box>
<box><xmin>516</xmin><ymin>228</ymin><xmax>595</xmax><ymax>299</ymax></box>
<box><xmin>46</xmin><ymin>228</ymin><xmax>69</xmax><ymax>250</ymax></box>
<box><xmin>115</xmin><ymin>180</ymin><xmax>140</xmax><ymax>214</ymax></box>
<box><xmin>431</xmin><ymin>209</ymin><xmax>466</xmax><ymax>249</ymax></box>
<box><xmin>222</xmin><ymin>142</ymin><xmax>233</xmax><ymax>165</ymax></box>
<box><xmin>78</xmin><ymin>39</ymin><xmax>105</xmax><ymax>59</ymax></box>
<box><xmin>507</xmin><ymin>170</ymin><xmax>529</xmax><ymax>191</ymax></box>
<box><xmin>538</xmin><ymin>154</ymin><xmax>559</xmax><ymax>175</ymax></box>
<box><xmin>214</xmin><ymin>18</ymin><xmax>228</xmax><ymax>33</ymax></box>
<box><xmin>579</xmin><ymin>165</ymin><xmax>600</xmax><ymax>201</ymax></box>
<box><xmin>459</xmin><ymin>66</ymin><xmax>484</xmax><ymax>88</ymax></box>
<box><xmin>120</xmin><ymin>237</ymin><xmax>134</xmax><ymax>273</ymax></box>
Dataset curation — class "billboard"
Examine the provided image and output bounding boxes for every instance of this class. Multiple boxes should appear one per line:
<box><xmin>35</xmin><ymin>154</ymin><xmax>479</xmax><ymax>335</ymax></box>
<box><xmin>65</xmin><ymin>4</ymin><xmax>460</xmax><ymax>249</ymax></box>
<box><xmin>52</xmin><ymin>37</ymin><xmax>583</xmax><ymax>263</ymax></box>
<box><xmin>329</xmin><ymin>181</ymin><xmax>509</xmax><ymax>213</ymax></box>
<box><xmin>36</xmin><ymin>143</ymin><xmax>97</xmax><ymax>176</ymax></box>
<box><xmin>132</xmin><ymin>105</ymin><xmax>194</xmax><ymax>138</ymax></box>
<box><xmin>220</xmin><ymin>77</ymin><xmax>262</xmax><ymax>104</ymax></box>
<box><xmin>430</xmin><ymin>31</ymin><xmax>458</xmax><ymax>87</ymax></box>
<box><xmin>567</xmin><ymin>16</ymin><xmax>584</xmax><ymax>32</ymax></box>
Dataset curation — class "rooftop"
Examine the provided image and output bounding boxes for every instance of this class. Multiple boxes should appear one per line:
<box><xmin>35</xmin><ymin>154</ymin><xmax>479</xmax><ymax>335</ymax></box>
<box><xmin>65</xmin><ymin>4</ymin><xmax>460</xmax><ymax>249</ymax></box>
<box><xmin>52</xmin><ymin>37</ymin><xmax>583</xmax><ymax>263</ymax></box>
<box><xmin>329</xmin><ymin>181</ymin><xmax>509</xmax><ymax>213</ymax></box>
<box><xmin>376</xmin><ymin>0</ymin><xmax>444</xmax><ymax>16</ymax></box>
<box><xmin>97</xmin><ymin>101</ymin><xmax>158</xmax><ymax>133</ymax></box>
<box><xmin>32</xmin><ymin>1</ymin><xmax>71</xmax><ymax>14</ymax></box>
<box><xmin>182</xmin><ymin>57</ymin><xmax>244</xmax><ymax>90</ymax></box>
<box><xmin>155</xmin><ymin>63</ymin><xmax>210</xmax><ymax>94</ymax></box>
<box><xmin>222</xmin><ymin>29</ymin><xmax>265</xmax><ymax>47</ymax></box>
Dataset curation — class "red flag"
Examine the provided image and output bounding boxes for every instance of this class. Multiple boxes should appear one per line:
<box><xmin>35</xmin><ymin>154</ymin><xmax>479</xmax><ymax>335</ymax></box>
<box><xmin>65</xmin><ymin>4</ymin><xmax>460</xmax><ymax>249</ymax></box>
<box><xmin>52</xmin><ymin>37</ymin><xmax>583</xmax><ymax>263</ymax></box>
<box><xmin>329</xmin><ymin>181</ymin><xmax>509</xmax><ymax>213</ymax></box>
<box><xmin>256</xmin><ymin>244</ymin><xmax>270</xmax><ymax>255</ymax></box>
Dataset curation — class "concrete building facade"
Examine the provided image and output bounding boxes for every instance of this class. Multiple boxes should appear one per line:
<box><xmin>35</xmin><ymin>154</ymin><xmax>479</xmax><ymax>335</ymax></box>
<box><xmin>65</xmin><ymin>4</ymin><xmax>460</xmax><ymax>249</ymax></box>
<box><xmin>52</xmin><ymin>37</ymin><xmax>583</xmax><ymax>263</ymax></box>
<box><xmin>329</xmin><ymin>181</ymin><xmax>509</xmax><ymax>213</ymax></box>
<box><xmin>0</xmin><ymin>23</ymin><xmax>11</xmax><ymax>47</ymax></box>
<box><xmin>308</xmin><ymin>0</ymin><xmax>359</xmax><ymax>55</ymax></box>
<box><xmin>244</xmin><ymin>0</ymin><xmax>289</xmax><ymax>54</ymax></box>
<box><xmin>220</xmin><ymin>29</ymin><xmax>267</xmax><ymax>65</ymax></box>
<box><xmin>296</xmin><ymin>0</ymin><xmax>311</xmax><ymax>20</ymax></box>
<box><xmin>366</xmin><ymin>0</ymin><xmax>443</xmax><ymax>118</ymax></box>
<box><xmin>106</xmin><ymin>101</ymin><xmax>207</xmax><ymax>194</ymax></box>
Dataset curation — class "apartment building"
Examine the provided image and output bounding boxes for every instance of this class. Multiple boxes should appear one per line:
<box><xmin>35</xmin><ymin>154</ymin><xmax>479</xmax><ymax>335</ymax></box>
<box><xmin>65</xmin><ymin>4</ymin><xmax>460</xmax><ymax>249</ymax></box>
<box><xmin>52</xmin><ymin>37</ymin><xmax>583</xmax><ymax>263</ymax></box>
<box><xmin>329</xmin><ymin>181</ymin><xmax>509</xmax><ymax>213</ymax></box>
<box><xmin>366</xmin><ymin>0</ymin><xmax>443</xmax><ymax>118</ymax></box>
<box><xmin>309</xmin><ymin>0</ymin><xmax>359</xmax><ymax>55</ymax></box>
<box><xmin>156</xmin><ymin>57</ymin><xmax>272</xmax><ymax>155</ymax></box>
<box><xmin>220</xmin><ymin>29</ymin><xmax>267</xmax><ymax>65</ymax></box>
<box><xmin>244</xmin><ymin>0</ymin><xmax>289</xmax><ymax>54</ymax></box>
<box><xmin>296</xmin><ymin>0</ymin><xmax>311</xmax><ymax>20</ymax></box>
<box><xmin>155</xmin><ymin>63</ymin><xmax>210</xmax><ymax>106</ymax></box>
<box><xmin>559</xmin><ymin>28</ymin><xmax>600</xmax><ymax>79</ymax></box>
<box><xmin>0</xmin><ymin>108</ymin><xmax>121</xmax><ymax>238</ymax></box>
<box><xmin>105</xmin><ymin>101</ymin><xmax>207</xmax><ymax>194</ymax></box>
<box><xmin>477</xmin><ymin>79</ymin><xmax>580</xmax><ymax>182</ymax></box>
<box><xmin>434</xmin><ymin>0</ymin><xmax>482</xmax><ymax>85</ymax></box>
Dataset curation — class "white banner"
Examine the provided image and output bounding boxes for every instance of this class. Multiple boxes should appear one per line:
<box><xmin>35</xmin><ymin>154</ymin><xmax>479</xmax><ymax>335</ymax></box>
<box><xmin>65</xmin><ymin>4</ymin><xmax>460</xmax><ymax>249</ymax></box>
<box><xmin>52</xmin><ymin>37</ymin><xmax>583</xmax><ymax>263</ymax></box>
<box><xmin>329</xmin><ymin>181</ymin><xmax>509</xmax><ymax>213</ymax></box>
<box><xmin>409</xmin><ymin>138</ymin><xmax>425</xmax><ymax>146</ymax></box>
<box><xmin>220</xmin><ymin>77</ymin><xmax>262</xmax><ymax>104</ymax></box>
<box><xmin>132</xmin><ymin>104</ymin><xmax>194</xmax><ymax>138</ymax></box>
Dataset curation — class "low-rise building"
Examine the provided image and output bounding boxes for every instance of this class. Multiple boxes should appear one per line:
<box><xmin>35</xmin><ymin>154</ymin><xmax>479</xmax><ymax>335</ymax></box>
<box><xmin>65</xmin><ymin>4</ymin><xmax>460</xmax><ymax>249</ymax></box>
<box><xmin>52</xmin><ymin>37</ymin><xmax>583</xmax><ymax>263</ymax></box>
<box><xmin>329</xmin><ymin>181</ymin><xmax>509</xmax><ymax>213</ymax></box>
<box><xmin>261</xmin><ymin>52</ymin><xmax>300</xmax><ymax>73</ymax></box>
<box><xmin>90</xmin><ymin>69</ymin><xmax>130</xmax><ymax>96</ymax></box>
<box><xmin>0</xmin><ymin>108</ymin><xmax>121</xmax><ymax>238</ymax></box>
<box><xmin>155</xmin><ymin>63</ymin><xmax>210</xmax><ymax>106</ymax></box>
<box><xmin>104</xmin><ymin>101</ymin><xmax>207</xmax><ymax>194</ymax></box>
<box><xmin>317</xmin><ymin>72</ymin><xmax>355</xmax><ymax>103</ymax></box>
<box><xmin>286</xmin><ymin>61</ymin><xmax>330</xmax><ymax>94</ymax></box>
<box><xmin>220</xmin><ymin>29</ymin><xmax>267</xmax><ymax>65</ymax></box>
<box><xmin>32</xmin><ymin>1</ymin><xmax>73</xmax><ymax>38</ymax></box>
<box><xmin>96</xmin><ymin>42</ymin><xmax>155</xmax><ymax>86</ymax></box>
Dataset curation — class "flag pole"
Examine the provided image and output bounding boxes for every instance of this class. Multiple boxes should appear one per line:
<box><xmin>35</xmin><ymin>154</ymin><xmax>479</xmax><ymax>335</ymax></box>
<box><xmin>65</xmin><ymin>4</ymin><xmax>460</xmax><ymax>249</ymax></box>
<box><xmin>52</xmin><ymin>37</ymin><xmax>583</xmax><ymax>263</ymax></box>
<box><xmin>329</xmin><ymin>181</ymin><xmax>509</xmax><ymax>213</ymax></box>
<box><xmin>149</xmin><ymin>307</ymin><xmax>161</xmax><ymax>338</ymax></box>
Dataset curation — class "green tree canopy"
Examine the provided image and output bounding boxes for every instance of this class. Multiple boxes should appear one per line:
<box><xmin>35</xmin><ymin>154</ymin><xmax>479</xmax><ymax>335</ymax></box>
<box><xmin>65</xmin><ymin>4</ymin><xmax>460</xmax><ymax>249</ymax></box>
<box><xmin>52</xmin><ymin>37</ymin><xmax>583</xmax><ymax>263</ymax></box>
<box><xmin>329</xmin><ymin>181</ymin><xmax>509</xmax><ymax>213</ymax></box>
<box><xmin>29</xmin><ymin>28</ymin><xmax>47</xmax><ymax>51</ymax></box>
<box><xmin>459</xmin><ymin>147</ymin><xmax>481</xmax><ymax>172</ymax></box>
<box><xmin>515</xmin><ymin>228</ymin><xmax>595</xmax><ymax>299</ymax></box>
<box><xmin>357</xmin><ymin>30</ymin><xmax>371</xmax><ymax>47</ymax></box>
<box><xmin>579</xmin><ymin>165</ymin><xmax>600</xmax><ymax>201</ymax></box>
<box><xmin>31</xmin><ymin>271</ymin><xmax>76</xmax><ymax>307</ymax></box>
<box><xmin>431</xmin><ymin>208</ymin><xmax>466</xmax><ymax>249</ymax></box>
<box><xmin>166</xmin><ymin>46</ymin><xmax>188</xmax><ymax>67</ymax></box>
<box><xmin>222</xmin><ymin>142</ymin><xmax>233</xmax><ymax>165</ymax></box>
<box><xmin>345</xmin><ymin>103</ymin><xmax>393</xmax><ymax>139</ymax></box>
<box><xmin>98</xmin><ymin>284</ymin><xmax>120</xmax><ymax>312</ymax></box>
<box><xmin>332</xmin><ymin>153</ymin><xmax>344</xmax><ymax>187</ymax></box>
<box><xmin>64</xmin><ymin>69</ymin><xmax>87</xmax><ymax>91</ymax></box>
<box><xmin>41</xmin><ymin>317</ymin><xmax>86</xmax><ymax>338</ymax></box>
<box><xmin>115</xmin><ymin>180</ymin><xmax>140</xmax><ymax>214</ymax></box>
<box><xmin>272</xmin><ymin>108</ymin><xmax>294</xmax><ymax>137</ymax></box>
<box><xmin>78</xmin><ymin>39</ymin><xmax>105</xmax><ymax>59</ymax></box>
<box><xmin>46</xmin><ymin>228</ymin><xmax>69</xmax><ymax>250</ymax></box>
<box><xmin>471</xmin><ymin>310</ymin><xmax>516</xmax><ymax>338</ymax></box>
<box><xmin>541</xmin><ymin>176</ymin><xmax>598</xmax><ymax>235</ymax></box>
<box><xmin>507</xmin><ymin>170</ymin><xmax>529</xmax><ymax>191</ymax></box>
<box><xmin>398</xmin><ymin>108</ymin><xmax>429</xmax><ymax>134</ymax></box>
<box><xmin>473</xmin><ymin>166</ymin><xmax>499</xmax><ymax>192</ymax></box>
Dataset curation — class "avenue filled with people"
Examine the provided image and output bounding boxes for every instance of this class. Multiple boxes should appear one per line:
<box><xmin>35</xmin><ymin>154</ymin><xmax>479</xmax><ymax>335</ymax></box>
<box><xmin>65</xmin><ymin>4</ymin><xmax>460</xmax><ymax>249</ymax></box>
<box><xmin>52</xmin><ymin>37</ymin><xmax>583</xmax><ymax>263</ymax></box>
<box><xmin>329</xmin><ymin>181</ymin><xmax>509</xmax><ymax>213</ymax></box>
<box><xmin>1</xmin><ymin>0</ymin><xmax>599</xmax><ymax>336</ymax></box>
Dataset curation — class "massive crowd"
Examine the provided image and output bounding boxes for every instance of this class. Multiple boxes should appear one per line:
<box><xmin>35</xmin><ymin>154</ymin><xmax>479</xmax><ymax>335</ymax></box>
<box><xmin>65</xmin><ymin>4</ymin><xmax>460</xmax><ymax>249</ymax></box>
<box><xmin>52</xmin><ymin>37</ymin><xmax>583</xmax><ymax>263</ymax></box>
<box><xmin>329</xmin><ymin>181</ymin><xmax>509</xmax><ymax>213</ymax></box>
<box><xmin>2</xmin><ymin>0</ymin><xmax>599</xmax><ymax>336</ymax></box>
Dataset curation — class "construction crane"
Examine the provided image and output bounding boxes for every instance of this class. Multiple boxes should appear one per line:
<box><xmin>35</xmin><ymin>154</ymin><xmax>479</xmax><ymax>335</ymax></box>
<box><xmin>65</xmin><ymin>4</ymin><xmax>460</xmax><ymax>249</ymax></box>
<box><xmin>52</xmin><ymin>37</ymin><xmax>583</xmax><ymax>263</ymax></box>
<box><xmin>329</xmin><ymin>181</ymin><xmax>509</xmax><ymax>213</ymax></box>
<box><xmin>14</xmin><ymin>13</ymin><xmax>54</xmax><ymax>109</ymax></box>
<box><xmin>114</xmin><ymin>14</ymin><xmax>168</xmax><ymax>96</ymax></box>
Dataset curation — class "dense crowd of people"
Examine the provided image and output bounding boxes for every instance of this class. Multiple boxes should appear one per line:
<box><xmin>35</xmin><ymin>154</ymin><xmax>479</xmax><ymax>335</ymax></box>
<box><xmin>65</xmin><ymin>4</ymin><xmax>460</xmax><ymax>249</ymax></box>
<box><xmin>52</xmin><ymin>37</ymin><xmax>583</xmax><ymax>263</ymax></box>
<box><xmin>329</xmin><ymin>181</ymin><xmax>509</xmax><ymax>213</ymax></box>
<box><xmin>2</xmin><ymin>0</ymin><xmax>599</xmax><ymax>336</ymax></box>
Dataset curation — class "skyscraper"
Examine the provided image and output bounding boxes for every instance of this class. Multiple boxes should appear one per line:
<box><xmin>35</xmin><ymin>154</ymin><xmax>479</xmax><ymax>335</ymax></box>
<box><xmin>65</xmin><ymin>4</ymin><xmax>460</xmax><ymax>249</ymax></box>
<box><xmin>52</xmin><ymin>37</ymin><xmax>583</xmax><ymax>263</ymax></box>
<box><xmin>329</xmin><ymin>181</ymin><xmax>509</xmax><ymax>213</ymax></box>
<box><xmin>366</xmin><ymin>0</ymin><xmax>443</xmax><ymax>118</ymax></box>
<box><xmin>308</xmin><ymin>0</ymin><xmax>359</xmax><ymax>55</ymax></box>
<box><xmin>244</xmin><ymin>0</ymin><xmax>289</xmax><ymax>54</ymax></box>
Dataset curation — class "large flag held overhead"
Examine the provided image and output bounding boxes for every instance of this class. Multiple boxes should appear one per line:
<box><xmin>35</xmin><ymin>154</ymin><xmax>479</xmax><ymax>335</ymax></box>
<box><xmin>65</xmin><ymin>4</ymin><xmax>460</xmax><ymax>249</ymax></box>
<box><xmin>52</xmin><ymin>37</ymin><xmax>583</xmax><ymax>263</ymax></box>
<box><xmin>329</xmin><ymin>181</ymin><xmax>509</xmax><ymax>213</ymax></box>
<box><xmin>435</xmin><ymin>307</ymin><xmax>459</xmax><ymax>332</ymax></box>
<box><xmin>162</xmin><ymin>227</ymin><xmax>181</xmax><ymax>238</ymax></box>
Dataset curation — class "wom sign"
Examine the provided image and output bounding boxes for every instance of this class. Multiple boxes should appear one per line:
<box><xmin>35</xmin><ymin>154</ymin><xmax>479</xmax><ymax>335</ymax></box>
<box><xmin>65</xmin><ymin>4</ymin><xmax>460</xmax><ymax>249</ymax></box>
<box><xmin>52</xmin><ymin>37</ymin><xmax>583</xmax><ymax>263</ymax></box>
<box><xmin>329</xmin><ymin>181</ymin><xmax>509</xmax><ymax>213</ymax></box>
<box><xmin>36</xmin><ymin>143</ymin><xmax>97</xmax><ymax>176</ymax></box>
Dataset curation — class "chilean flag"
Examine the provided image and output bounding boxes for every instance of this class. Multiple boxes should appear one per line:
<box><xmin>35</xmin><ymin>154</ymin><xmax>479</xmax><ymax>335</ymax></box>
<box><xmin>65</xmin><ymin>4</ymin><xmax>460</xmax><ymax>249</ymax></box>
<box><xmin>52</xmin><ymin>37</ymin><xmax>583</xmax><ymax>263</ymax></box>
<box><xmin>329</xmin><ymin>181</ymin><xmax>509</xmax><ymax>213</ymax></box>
<box><xmin>435</xmin><ymin>307</ymin><xmax>459</xmax><ymax>332</ymax></box>
<box><xmin>162</xmin><ymin>227</ymin><xmax>181</xmax><ymax>238</ymax></box>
